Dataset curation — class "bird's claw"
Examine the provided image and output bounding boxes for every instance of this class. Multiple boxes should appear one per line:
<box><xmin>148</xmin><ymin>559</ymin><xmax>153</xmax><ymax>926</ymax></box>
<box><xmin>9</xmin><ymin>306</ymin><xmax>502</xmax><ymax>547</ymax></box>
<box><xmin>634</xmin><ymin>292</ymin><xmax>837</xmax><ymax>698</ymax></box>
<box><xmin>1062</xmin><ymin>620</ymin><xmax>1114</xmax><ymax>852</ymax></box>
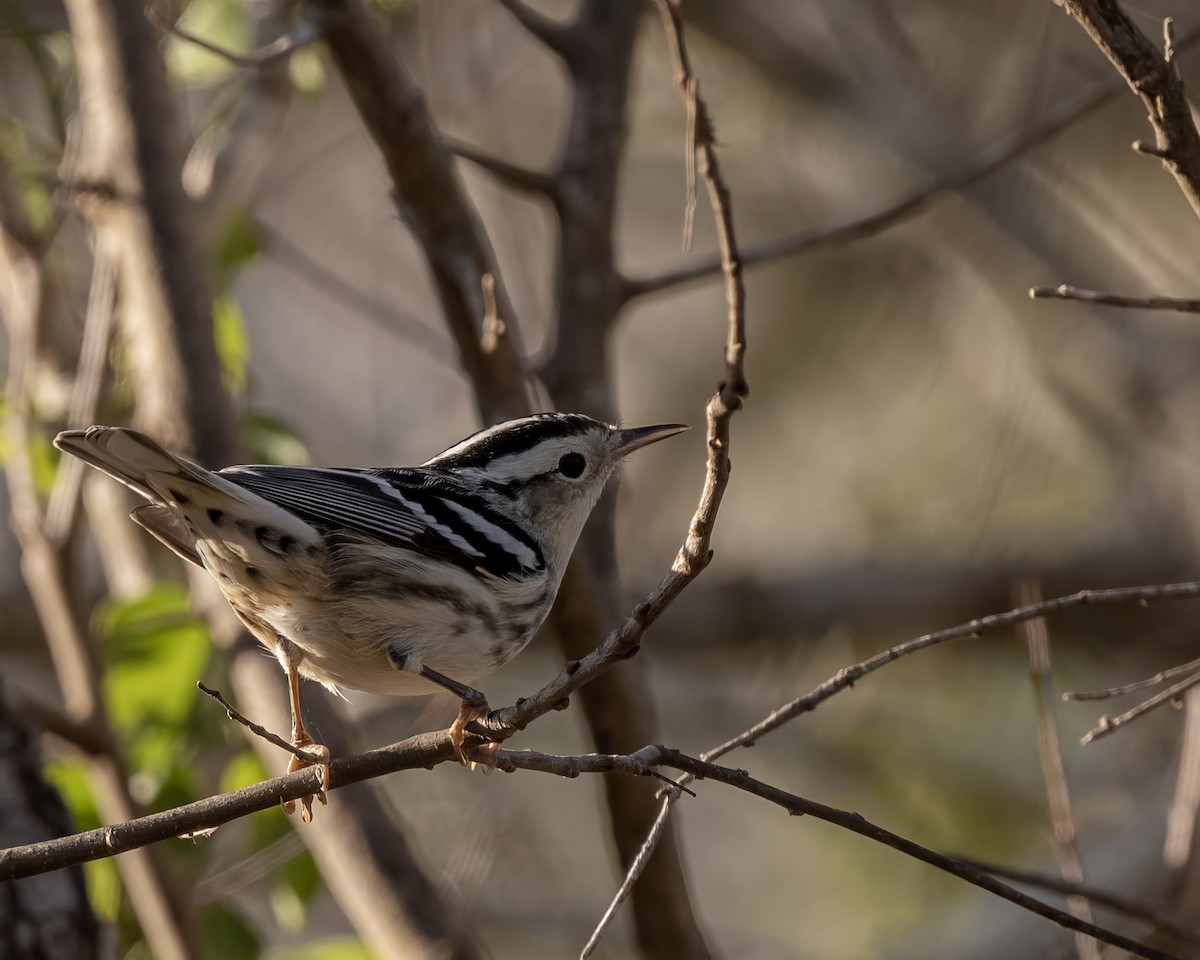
<box><xmin>449</xmin><ymin>696</ymin><xmax>498</xmax><ymax>768</ymax></box>
<box><xmin>282</xmin><ymin>740</ymin><xmax>331</xmax><ymax>821</ymax></box>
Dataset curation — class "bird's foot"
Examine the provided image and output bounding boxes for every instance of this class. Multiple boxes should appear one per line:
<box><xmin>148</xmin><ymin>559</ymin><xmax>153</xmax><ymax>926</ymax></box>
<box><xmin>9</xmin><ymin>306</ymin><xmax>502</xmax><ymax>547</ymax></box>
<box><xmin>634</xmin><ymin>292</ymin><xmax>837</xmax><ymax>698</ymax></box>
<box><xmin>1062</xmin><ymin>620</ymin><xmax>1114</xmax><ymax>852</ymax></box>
<box><xmin>282</xmin><ymin>739</ymin><xmax>330</xmax><ymax>822</ymax></box>
<box><xmin>449</xmin><ymin>692</ymin><xmax>498</xmax><ymax>770</ymax></box>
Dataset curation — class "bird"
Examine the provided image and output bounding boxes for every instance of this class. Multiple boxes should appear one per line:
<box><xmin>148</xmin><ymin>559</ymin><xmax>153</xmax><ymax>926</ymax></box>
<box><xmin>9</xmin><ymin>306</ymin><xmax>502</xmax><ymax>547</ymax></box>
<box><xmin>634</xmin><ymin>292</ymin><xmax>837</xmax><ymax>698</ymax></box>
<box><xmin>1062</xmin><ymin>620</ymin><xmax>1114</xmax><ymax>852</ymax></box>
<box><xmin>55</xmin><ymin>414</ymin><xmax>687</xmax><ymax>820</ymax></box>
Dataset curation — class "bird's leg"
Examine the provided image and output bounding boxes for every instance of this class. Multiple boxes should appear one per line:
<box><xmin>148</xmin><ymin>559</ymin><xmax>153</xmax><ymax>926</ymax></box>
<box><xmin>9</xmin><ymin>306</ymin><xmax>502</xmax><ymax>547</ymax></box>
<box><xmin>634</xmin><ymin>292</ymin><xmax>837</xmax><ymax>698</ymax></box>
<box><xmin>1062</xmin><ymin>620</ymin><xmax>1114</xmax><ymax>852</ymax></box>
<box><xmin>281</xmin><ymin>662</ymin><xmax>330</xmax><ymax>822</ymax></box>
<box><xmin>421</xmin><ymin>666</ymin><xmax>495</xmax><ymax>767</ymax></box>
<box><xmin>386</xmin><ymin>646</ymin><xmax>496</xmax><ymax>766</ymax></box>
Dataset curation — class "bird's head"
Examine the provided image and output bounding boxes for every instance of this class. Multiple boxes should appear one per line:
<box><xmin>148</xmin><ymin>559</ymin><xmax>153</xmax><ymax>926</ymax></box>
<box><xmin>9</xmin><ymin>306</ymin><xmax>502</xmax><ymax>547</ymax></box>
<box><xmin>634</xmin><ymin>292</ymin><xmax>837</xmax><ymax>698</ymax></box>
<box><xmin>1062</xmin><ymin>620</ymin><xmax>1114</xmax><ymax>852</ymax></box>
<box><xmin>425</xmin><ymin>413</ymin><xmax>688</xmax><ymax>569</ymax></box>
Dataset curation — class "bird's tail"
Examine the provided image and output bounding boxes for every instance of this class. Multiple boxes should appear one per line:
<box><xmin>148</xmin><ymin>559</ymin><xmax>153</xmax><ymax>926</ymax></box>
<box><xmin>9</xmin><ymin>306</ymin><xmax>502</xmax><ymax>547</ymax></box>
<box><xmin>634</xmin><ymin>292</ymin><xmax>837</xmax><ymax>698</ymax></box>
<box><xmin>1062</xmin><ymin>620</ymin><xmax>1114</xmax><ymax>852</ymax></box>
<box><xmin>54</xmin><ymin>425</ymin><xmax>221</xmax><ymax>504</ymax></box>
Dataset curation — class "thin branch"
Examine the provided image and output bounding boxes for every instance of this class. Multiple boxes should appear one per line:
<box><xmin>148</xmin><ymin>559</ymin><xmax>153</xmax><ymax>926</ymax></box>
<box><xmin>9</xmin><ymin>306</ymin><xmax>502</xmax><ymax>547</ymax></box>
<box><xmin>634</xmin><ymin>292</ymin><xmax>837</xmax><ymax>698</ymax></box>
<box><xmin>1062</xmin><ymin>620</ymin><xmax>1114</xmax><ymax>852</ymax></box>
<box><xmin>447</xmin><ymin>139</ymin><xmax>560</xmax><ymax>199</ymax></box>
<box><xmin>1</xmin><ymin>143</ymin><xmax>197</xmax><ymax>960</ymax></box>
<box><xmin>1081</xmin><ymin>670</ymin><xmax>1200</xmax><ymax>745</ymax></box>
<box><xmin>256</xmin><ymin>220</ymin><xmax>456</xmax><ymax>366</ymax></box>
<box><xmin>954</xmin><ymin>856</ymin><xmax>1200</xmax><ymax>945</ymax></box>
<box><xmin>698</xmin><ymin>581</ymin><xmax>1200</xmax><ymax>767</ymax></box>
<box><xmin>1164</xmin><ymin>689</ymin><xmax>1200</xmax><ymax>870</ymax></box>
<box><xmin>476</xmin><ymin>0</ymin><xmax>749</xmax><ymax>746</ymax></box>
<box><xmin>580</xmin><ymin>791</ymin><xmax>676</xmax><ymax>959</ymax></box>
<box><xmin>1053</xmin><ymin>6</ymin><xmax>1200</xmax><ymax>220</ymax></box>
<box><xmin>302</xmin><ymin>0</ymin><xmax>530</xmax><ymax>423</ymax></box>
<box><xmin>620</xmin><ymin>27</ymin><xmax>1200</xmax><ymax>301</ymax></box>
<box><xmin>619</xmin><ymin>579</ymin><xmax>1200</xmax><ymax>928</ymax></box>
<box><xmin>196</xmin><ymin>682</ymin><xmax>324</xmax><ymax>765</ymax></box>
<box><xmin>1</xmin><ymin>742</ymin><xmax>1186</xmax><ymax>960</ymax></box>
<box><xmin>654</xmin><ymin>0</ymin><xmax>699</xmax><ymax>249</ymax></box>
<box><xmin>1030</xmin><ymin>284</ymin><xmax>1200</xmax><ymax>312</ymax></box>
<box><xmin>642</xmin><ymin>751</ymin><xmax>1181</xmax><ymax>960</ymax></box>
<box><xmin>493</xmin><ymin>0</ymin><xmax>576</xmax><ymax>58</ymax></box>
<box><xmin>1015</xmin><ymin>580</ymin><xmax>1097</xmax><ymax>960</ymax></box>
<box><xmin>146</xmin><ymin>6</ymin><xmax>321</xmax><ymax>69</ymax></box>
<box><xmin>1064</xmin><ymin>655</ymin><xmax>1200</xmax><ymax>701</ymax></box>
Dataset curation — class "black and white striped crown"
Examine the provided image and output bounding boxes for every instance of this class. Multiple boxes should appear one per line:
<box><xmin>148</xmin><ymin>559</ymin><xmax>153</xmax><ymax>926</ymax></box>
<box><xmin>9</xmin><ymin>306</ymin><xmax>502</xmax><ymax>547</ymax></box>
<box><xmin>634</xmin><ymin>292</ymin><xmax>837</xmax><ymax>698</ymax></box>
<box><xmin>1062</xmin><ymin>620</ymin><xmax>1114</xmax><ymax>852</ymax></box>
<box><xmin>424</xmin><ymin>413</ymin><xmax>603</xmax><ymax>470</ymax></box>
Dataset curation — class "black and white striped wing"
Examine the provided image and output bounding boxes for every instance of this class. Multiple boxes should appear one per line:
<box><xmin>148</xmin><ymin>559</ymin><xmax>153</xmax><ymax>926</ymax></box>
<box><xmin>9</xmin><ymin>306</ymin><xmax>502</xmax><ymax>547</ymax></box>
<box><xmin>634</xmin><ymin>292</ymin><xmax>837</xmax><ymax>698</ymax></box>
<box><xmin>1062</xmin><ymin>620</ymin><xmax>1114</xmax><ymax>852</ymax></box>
<box><xmin>221</xmin><ymin>465</ymin><xmax>544</xmax><ymax>580</ymax></box>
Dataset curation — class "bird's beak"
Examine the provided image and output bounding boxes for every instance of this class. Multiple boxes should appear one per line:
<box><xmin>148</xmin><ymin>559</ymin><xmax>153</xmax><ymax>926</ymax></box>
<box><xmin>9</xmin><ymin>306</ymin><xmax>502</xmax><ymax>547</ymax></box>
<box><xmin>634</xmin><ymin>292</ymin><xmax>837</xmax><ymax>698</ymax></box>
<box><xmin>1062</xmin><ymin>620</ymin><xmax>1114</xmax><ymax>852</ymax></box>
<box><xmin>614</xmin><ymin>423</ymin><xmax>690</xmax><ymax>458</ymax></box>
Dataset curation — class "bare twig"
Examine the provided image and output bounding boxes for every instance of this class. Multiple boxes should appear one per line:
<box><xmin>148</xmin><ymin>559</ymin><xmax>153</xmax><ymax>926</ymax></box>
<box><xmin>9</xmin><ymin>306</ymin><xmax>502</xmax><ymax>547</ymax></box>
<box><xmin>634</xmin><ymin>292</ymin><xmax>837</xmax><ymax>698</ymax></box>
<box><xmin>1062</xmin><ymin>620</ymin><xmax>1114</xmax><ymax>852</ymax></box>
<box><xmin>493</xmin><ymin>0</ymin><xmax>575</xmax><ymax>58</ymax></box>
<box><xmin>699</xmin><ymin>582</ymin><xmax>1200</xmax><ymax>766</ymax></box>
<box><xmin>1030</xmin><ymin>284</ymin><xmax>1200</xmax><ymax>312</ymax></box>
<box><xmin>1081</xmin><ymin>671</ymin><xmax>1200</xmax><ymax>745</ymax></box>
<box><xmin>256</xmin><ymin>221</ymin><xmax>455</xmax><ymax>365</ymax></box>
<box><xmin>146</xmin><ymin>5</ymin><xmax>320</xmax><ymax>69</ymax></box>
<box><xmin>955</xmin><ymin>856</ymin><xmax>1200</xmax><ymax>945</ymax></box>
<box><xmin>654</xmin><ymin>0</ymin><xmax>699</xmax><ymax>248</ymax></box>
<box><xmin>620</xmin><ymin>29</ymin><xmax>1200</xmax><ymax>301</ymax></box>
<box><xmin>1</xmin><ymin>146</ymin><xmax>197</xmax><ymax>960</ymax></box>
<box><xmin>581</xmin><ymin>791</ymin><xmax>676</xmax><ymax>959</ymax></box>
<box><xmin>477</xmin><ymin>0</ymin><xmax>748</xmax><ymax>747</ymax></box>
<box><xmin>479</xmin><ymin>272</ymin><xmax>505</xmax><ymax>354</ymax></box>
<box><xmin>1064</xmin><ymin>656</ymin><xmax>1200</xmax><ymax>701</ymax></box>
<box><xmin>1164</xmin><ymin>689</ymin><xmax>1200</xmax><ymax>870</ymax></box>
<box><xmin>1015</xmin><ymin>580</ymin><xmax>1097</xmax><ymax>960</ymax></box>
<box><xmin>533</xmin><ymin>3</ymin><xmax>713</xmax><ymax>955</ymax></box>
<box><xmin>3</xmin><ymin>744</ymin><xmax>1184</xmax><ymax>960</ymax></box>
<box><xmin>196</xmin><ymin>682</ymin><xmax>324</xmax><ymax>765</ymax></box>
<box><xmin>303</xmin><ymin>0</ymin><xmax>530</xmax><ymax>423</ymax></box>
<box><xmin>562</xmin><ymin>5</ymin><xmax>744</xmax><ymax>954</ymax></box>
<box><xmin>447</xmin><ymin>139</ymin><xmax>559</xmax><ymax>199</ymax></box>
<box><xmin>619</xmin><ymin>580</ymin><xmax>1200</xmax><ymax>930</ymax></box>
<box><xmin>1053</xmin><ymin>6</ymin><xmax>1200</xmax><ymax>219</ymax></box>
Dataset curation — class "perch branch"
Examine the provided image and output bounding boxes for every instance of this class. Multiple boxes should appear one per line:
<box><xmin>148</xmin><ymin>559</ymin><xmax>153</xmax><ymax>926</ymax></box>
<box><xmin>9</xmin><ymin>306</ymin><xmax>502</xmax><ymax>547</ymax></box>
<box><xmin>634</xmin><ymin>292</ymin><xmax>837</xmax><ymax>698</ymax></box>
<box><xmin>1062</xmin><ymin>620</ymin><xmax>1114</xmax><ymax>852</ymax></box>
<box><xmin>1</xmin><ymin>745</ymin><xmax>1182</xmax><ymax>960</ymax></box>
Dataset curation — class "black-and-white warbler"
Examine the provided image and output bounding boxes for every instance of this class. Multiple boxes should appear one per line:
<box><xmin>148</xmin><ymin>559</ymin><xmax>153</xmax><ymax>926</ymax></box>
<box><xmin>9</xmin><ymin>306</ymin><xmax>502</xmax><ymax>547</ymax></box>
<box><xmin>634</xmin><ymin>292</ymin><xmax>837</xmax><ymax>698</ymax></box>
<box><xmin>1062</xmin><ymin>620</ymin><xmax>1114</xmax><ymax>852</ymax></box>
<box><xmin>55</xmin><ymin>414</ymin><xmax>686</xmax><ymax>818</ymax></box>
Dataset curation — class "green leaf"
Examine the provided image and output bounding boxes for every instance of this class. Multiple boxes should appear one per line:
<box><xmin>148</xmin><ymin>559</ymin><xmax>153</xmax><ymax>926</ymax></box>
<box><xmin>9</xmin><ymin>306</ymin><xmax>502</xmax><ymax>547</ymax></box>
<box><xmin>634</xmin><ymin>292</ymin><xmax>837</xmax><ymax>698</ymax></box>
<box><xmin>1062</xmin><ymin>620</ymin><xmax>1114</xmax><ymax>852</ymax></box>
<box><xmin>0</xmin><ymin>398</ymin><xmax>62</xmax><ymax>496</ymax></box>
<box><xmin>96</xmin><ymin>583</ymin><xmax>211</xmax><ymax>775</ymax></box>
<box><xmin>215</xmin><ymin>211</ymin><xmax>261</xmax><ymax>284</ymax></box>
<box><xmin>271</xmin><ymin>849</ymin><xmax>322</xmax><ymax>930</ymax></box>
<box><xmin>288</xmin><ymin>46</ymin><xmax>326</xmax><ymax>95</ymax></box>
<box><xmin>240</xmin><ymin>412</ymin><xmax>310</xmax><ymax>465</ymax></box>
<box><xmin>213</xmin><ymin>295</ymin><xmax>250</xmax><ymax>392</ymax></box>
<box><xmin>267</xmin><ymin>938</ymin><xmax>373</xmax><ymax>960</ymax></box>
<box><xmin>219</xmin><ymin>749</ymin><xmax>271</xmax><ymax>793</ymax></box>
<box><xmin>203</xmin><ymin>905</ymin><xmax>260</xmax><ymax>960</ymax></box>
<box><xmin>30</xmin><ymin>432</ymin><xmax>60</xmax><ymax>495</ymax></box>
<box><xmin>19</xmin><ymin>176</ymin><xmax>53</xmax><ymax>235</ymax></box>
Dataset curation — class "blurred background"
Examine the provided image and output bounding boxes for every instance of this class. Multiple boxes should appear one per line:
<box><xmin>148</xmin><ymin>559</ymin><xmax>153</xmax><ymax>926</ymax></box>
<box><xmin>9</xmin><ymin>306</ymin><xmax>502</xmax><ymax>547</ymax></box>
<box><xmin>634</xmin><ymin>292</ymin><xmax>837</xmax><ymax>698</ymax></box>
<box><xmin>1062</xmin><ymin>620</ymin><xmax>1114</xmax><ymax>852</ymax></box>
<box><xmin>3</xmin><ymin>0</ymin><xmax>1200</xmax><ymax>957</ymax></box>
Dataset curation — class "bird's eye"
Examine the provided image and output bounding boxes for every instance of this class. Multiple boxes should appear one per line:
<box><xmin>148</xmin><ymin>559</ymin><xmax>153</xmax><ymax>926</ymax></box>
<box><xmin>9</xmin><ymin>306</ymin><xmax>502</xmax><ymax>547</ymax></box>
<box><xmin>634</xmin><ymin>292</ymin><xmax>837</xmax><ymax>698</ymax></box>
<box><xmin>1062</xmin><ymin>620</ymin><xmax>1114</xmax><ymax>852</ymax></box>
<box><xmin>558</xmin><ymin>452</ymin><xmax>586</xmax><ymax>478</ymax></box>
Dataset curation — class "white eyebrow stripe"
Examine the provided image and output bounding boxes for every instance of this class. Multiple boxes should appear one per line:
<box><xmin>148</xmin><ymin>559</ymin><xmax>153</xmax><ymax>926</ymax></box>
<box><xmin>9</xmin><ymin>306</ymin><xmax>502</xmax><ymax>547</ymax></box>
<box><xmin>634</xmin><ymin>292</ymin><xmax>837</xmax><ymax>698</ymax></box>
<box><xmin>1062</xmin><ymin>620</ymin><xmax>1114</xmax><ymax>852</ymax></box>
<box><xmin>437</xmin><ymin>497</ymin><xmax>540</xmax><ymax>570</ymax></box>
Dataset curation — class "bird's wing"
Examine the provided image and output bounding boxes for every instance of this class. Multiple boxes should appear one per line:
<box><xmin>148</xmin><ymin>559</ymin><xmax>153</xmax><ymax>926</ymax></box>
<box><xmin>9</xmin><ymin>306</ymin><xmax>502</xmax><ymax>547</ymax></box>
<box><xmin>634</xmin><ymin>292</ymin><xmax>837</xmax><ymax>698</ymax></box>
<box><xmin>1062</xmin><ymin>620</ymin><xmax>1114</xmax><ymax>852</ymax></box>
<box><xmin>221</xmin><ymin>466</ymin><xmax>544</xmax><ymax>579</ymax></box>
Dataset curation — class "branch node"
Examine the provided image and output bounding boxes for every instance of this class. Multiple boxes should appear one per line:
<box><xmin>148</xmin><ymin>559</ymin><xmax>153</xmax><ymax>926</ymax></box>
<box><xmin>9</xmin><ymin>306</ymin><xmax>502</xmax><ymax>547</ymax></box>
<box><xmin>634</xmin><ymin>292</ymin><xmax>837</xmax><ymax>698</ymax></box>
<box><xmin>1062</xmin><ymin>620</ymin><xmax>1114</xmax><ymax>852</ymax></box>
<box><xmin>197</xmin><ymin>681</ymin><xmax>325</xmax><ymax>765</ymax></box>
<box><xmin>1132</xmin><ymin>139</ymin><xmax>1170</xmax><ymax>159</ymax></box>
<box><xmin>494</xmin><ymin>0</ymin><xmax>575</xmax><ymax>59</ymax></box>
